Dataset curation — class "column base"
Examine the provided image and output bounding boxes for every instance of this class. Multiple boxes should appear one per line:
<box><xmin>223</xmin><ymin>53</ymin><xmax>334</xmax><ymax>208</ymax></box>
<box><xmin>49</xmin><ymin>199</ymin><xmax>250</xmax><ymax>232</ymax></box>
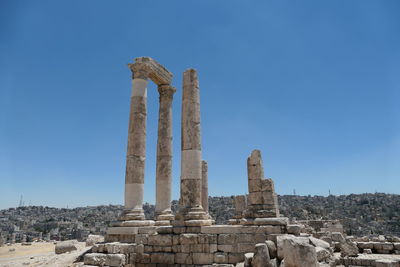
<box><xmin>118</xmin><ymin>208</ymin><xmax>145</xmax><ymax>221</ymax></box>
<box><xmin>183</xmin><ymin>207</ymin><xmax>213</xmax><ymax>226</ymax></box>
<box><xmin>155</xmin><ymin>212</ymin><xmax>175</xmax><ymax>226</ymax></box>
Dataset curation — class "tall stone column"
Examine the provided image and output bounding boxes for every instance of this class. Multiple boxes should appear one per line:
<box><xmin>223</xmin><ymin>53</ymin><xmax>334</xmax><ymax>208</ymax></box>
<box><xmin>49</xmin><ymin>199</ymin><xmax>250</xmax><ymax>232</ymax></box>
<box><xmin>120</xmin><ymin>63</ymin><xmax>151</xmax><ymax>223</ymax></box>
<box><xmin>201</xmin><ymin>160</ymin><xmax>209</xmax><ymax>213</ymax></box>
<box><xmin>155</xmin><ymin>84</ymin><xmax>176</xmax><ymax>224</ymax></box>
<box><xmin>179</xmin><ymin>69</ymin><xmax>212</xmax><ymax>226</ymax></box>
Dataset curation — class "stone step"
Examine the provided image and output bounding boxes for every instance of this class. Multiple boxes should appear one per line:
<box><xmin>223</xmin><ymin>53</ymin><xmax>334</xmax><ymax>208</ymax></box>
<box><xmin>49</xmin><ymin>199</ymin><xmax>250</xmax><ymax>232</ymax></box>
<box><xmin>84</xmin><ymin>253</ymin><xmax>126</xmax><ymax>267</ymax></box>
<box><xmin>92</xmin><ymin>242</ymin><xmax>136</xmax><ymax>254</ymax></box>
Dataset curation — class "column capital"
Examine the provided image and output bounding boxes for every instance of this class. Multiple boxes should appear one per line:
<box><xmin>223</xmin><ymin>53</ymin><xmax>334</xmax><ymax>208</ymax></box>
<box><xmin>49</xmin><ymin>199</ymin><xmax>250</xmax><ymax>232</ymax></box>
<box><xmin>158</xmin><ymin>84</ymin><xmax>176</xmax><ymax>100</ymax></box>
<box><xmin>128</xmin><ymin>62</ymin><xmax>151</xmax><ymax>80</ymax></box>
<box><xmin>128</xmin><ymin>57</ymin><xmax>173</xmax><ymax>85</ymax></box>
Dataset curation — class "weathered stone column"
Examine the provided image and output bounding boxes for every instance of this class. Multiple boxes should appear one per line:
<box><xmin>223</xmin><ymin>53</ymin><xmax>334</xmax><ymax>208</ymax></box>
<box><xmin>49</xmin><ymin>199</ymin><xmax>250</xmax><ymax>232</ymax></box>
<box><xmin>120</xmin><ymin>62</ymin><xmax>150</xmax><ymax>222</ymax></box>
<box><xmin>155</xmin><ymin>84</ymin><xmax>176</xmax><ymax>224</ymax></box>
<box><xmin>179</xmin><ymin>69</ymin><xmax>211</xmax><ymax>226</ymax></box>
<box><xmin>201</xmin><ymin>160</ymin><xmax>209</xmax><ymax>213</ymax></box>
<box><xmin>244</xmin><ymin>149</ymin><xmax>280</xmax><ymax>219</ymax></box>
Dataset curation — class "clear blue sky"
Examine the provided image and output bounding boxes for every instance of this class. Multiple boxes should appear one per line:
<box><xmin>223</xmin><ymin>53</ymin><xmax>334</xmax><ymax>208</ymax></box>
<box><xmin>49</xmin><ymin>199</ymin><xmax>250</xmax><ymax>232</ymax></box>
<box><xmin>1</xmin><ymin>1</ymin><xmax>399</xmax><ymax>209</ymax></box>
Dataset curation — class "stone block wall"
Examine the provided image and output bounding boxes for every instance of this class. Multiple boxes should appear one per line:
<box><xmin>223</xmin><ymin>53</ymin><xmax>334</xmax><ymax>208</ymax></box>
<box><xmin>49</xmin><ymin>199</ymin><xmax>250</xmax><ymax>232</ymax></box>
<box><xmin>88</xmin><ymin>224</ymin><xmax>286</xmax><ymax>267</ymax></box>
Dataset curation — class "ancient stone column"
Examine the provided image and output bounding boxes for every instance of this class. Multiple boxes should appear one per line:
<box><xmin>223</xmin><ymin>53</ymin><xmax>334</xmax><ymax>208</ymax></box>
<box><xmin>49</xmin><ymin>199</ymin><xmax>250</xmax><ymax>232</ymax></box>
<box><xmin>201</xmin><ymin>160</ymin><xmax>209</xmax><ymax>213</ymax></box>
<box><xmin>121</xmin><ymin>62</ymin><xmax>150</xmax><ymax>222</ymax></box>
<box><xmin>245</xmin><ymin>149</ymin><xmax>280</xmax><ymax>219</ymax></box>
<box><xmin>155</xmin><ymin>84</ymin><xmax>176</xmax><ymax>224</ymax></box>
<box><xmin>179</xmin><ymin>69</ymin><xmax>211</xmax><ymax>226</ymax></box>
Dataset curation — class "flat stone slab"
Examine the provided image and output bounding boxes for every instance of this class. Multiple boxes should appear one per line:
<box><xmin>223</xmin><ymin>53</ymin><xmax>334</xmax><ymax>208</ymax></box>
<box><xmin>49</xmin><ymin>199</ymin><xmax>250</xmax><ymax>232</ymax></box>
<box><xmin>201</xmin><ymin>225</ymin><xmax>259</xmax><ymax>234</ymax></box>
<box><xmin>107</xmin><ymin>227</ymin><xmax>139</xmax><ymax>235</ymax></box>
<box><xmin>240</xmin><ymin>217</ymin><xmax>288</xmax><ymax>226</ymax></box>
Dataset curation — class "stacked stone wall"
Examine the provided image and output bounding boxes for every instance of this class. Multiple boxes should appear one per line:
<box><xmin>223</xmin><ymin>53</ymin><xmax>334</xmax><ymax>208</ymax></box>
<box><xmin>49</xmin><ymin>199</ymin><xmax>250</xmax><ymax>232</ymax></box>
<box><xmin>87</xmin><ymin>224</ymin><xmax>286</xmax><ymax>267</ymax></box>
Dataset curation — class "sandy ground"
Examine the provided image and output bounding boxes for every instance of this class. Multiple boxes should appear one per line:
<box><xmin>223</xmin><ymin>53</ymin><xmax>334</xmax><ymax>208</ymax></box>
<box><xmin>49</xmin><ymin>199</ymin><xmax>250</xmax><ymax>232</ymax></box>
<box><xmin>0</xmin><ymin>242</ymin><xmax>90</xmax><ymax>267</ymax></box>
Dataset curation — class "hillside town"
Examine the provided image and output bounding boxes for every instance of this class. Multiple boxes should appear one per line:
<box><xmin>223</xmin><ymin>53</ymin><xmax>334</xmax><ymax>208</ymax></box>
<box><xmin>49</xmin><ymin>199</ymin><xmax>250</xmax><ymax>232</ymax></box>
<box><xmin>1</xmin><ymin>193</ymin><xmax>399</xmax><ymax>246</ymax></box>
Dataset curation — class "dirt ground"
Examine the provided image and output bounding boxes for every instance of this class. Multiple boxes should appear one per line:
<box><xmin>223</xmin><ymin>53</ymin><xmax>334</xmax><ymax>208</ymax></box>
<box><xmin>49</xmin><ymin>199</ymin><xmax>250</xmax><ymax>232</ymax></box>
<box><xmin>0</xmin><ymin>242</ymin><xmax>89</xmax><ymax>267</ymax></box>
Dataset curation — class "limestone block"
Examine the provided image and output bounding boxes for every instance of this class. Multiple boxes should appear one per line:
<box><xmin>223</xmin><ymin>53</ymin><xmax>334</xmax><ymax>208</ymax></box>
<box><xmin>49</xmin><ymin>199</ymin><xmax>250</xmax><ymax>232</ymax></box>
<box><xmin>218</xmin><ymin>234</ymin><xmax>237</xmax><ymax>245</ymax></box>
<box><xmin>92</xmin><ymin>244</ymin><xmax>105</xmax><ymax>253</ymax></box>
<box><xmin>86</xmin><ymin>234</ymin><xmax>104</xmax><ymax>246</ymax></box>
<box><xmin>315</xmin><ymin>247</ymin><xmax>331</xmax><ymax>262</ymax></box>
<box><xmin>136</xmin><ymin>244</ymin><xmax>144</xmax><ymax>254</ymax></box>
<box><xmin>320</xmin><ymin>236</ymin><xmax>332</xmax><ymax>245</ymax></box>
<box><xmin>172</xmin><ymin>226</ymin><xmax>186</xmax><ymax>234</ymax></box>
<box><xmin>157</xmin><ymin>226</ymin><xmax>173</xmax><ymax>234</ymax></box>
<box><xmin>255</xmin><ymin>233</ymin><xmax>267</xmax><ymax>243</ymax></box>
<box><xmin>128</xmin><ymin>253</ymin><xmax>136</xmax><ymax>264</ymax></box>
<box><xmin>135</xmin><ymin>234</ymin><xmax>148</xmax><ymax>245</ymax></box>
<box><xmin>253</xmin><ymin>217</ymin><xmax>288</xmax><ymax>226</ymax></box>
<box><xmin>55</xmin><ymin>241</ymin><xmax>77</xmax><ymax>254</ymax></box>
<box><xmin>374</xmin><ymin>242</ymin><xmax>394</xmax><ymax>251</ymax></box>
<box><xmin>218</xmin><ymin>244</ymin><xmax>236</xmax><ymax>253</ymax></box>
<box><xmin>152</xmin><ymin>245</ymin><xmax>172</xmax><ymax>253</ymax></box>
<box><xmin>107</xmin><ymin>227</ymin><xmax>139</xmax><ymax>235</ymax></box>
<box><xmin>192</xmin><ymin>252</ymin><xmax>213</xmax><ymax>264</ymax></box>
<box><xmin>261</xmin><ymin>179</ymin><xmax>275</xmax><ymax>192</ymax></box>
<box><xmin>237</xmin><ymin>234</ymin><xmax>255</xmax><ymax>243</ymax></box>
<box><xmin>252</xmin><ymin>243</ymin><xmax>272</xmax><ymax>267</ymax></box>
<box><xmin>283</xmin><ymin>238</ymin><xmax>318</xmax><ymax>267</ymax></box>
<box><xmin>106</xmin><ymin>243</ymin><xmax>136</xmax><ymax>254</ymax></box>
<box><xmin>179</xmin><ymin>233</ymin><xmax>198</xmax><ymax>244</ymax></box>
<box><xmin>394</xmin><ymin>242</ymin><xmax>400</xmax><ymax>250</ymax></box>
<box><xmin>201</xmin><ymin>225</ymin><xmax>257</xmax><ymax>234</ymax></box>
<box><xmin>363</xmin><ymin>248</ymin><xmax>372</xmax><ymax>254</ymax></box>
<box><xmin>287</xmin><ymin>225</ymin><xmax>303</xmax><ymax>236</ymax></box>
<box><xmin>135</xmin><ymin>253</ymin><xmax>150</xmax><ymax>263</ymax></box>
<box><xmin>210</xmin><ymin>244</ymin><xmax>218</xmax><ymax>253</ymax></box>
<box><xmin>228</xmin><ymin>253</ymin><xmax>245</xmax><ymax>264</ymax></box>
<box><xmin>277</xmin><ymin>235</ymin><xmax>309</xmax><ymax>260</ymax></box>
<box><xmin>185</xmin><ymin>219</ymin><xmax>212</xmax><ymax>227</ymax></box>
<box><xmin>331</xmin><ymin>232</ymin><xmax>345</xmax><ymax>243</ymax></box>
<box><xmin>244</xmin><ymin>253</ymin><xmax>254</xmax><ymax>267</ymax></box>
<box><xmin>256</xmin><ymin>226</ymin><xmax>282</xmax><ymax>234</ymax></box>
<box><xmin>234</xmin><ymin>195</ymin><xmax>247</xmax><ymax>214</ymax></box>
<box><xmin>84</xmin><ymin>253</ymin><xmax>107</xmax><ymax>266</ymax></box>
<box><xmin>148</xmin><ymin>234</ymin><xmax>172</xmax><ymax>246</ymax></box>
<box><xmin>248</xmin><ymin>180</ymin><xmax>261</xmax><ymax>193</ymax></box>
<box><xmin>340</xmin><ymin>240</ymin><xmax>359</xmax><ymax>257</ymax></box>
<box><xmin>176</xmin><ymin>253</ymin><xmax>192</xmax><ymax>264</ymax></box>
<box><xmin>198</xmin><ymin>234</ymin><xmax>217</xmax><ymax>244</ymax></box>
<box><xmin>248</xmin><ymin>192</ymin><xmax>263</xmax><ymax>205</ymax></box>
<box><xmin>188</xmin><ymin>244</ymin><xmax>206</xmax><ymax>253</ymax></box>
<box><xmin>265</xmin><ymin>240</ymin><xmax>277</xmax><ymax>259</ymax></box>
<box><xmin>237</xmin><ymin>242</ymin><xmax>256</xmax><ymax>253</ymax></box>
<box><xmin>150</xmin><ymin>253</ymin><xmax>174</xmax><ymax>264</ymax></box>
<box><xmin>214</xmin><ymin>252</ymin><xmax>229</xmax><ymax>264</ymax></box>
<box><xmin>144</xmin><ymin>246</ymin><xmax>153</xmax><ymax>253</ymax></box>
<box><xmin>375</xmin><ymin>260</ymin><xmax>398</xmax><ymax>267</ymax></box>
<box><xmin>107</xmin><ymin>254</ymin><xmax>126</xmax><ymax>267</ymax></box>
<box><xmin>357</xmin><ymin>242</ymin><xmax>374</xmax><ymax>249</ymax></box>
<box><xmin>247</xmin><ymin>150</ymin><xmax>264</xmax><ymax>180</ymax></box>
<box><xmin>262</xmin><ymin>192</ymin><xmax>276</xmax><ymax>205</ymax></box>
<box><xmin>309</xmin><ymin>237</ymin><xmax>330</xmax><ymax>250</ymax></box>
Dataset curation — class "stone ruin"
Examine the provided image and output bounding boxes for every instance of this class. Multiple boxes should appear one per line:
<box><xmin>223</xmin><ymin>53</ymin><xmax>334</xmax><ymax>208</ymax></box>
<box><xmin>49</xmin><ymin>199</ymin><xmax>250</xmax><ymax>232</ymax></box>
<box><xmin>83</xmin><ymin>57</ymin><xmax>400</xmax><ymax>267</ymax></box>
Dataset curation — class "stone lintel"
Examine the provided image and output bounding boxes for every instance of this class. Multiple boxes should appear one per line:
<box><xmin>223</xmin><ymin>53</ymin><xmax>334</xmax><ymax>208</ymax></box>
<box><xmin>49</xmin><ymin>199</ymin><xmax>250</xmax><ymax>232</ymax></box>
<box><xmin>129</xmin><ymin>57</ymin><xmax>173</xmax><ymax>85</ymax></box>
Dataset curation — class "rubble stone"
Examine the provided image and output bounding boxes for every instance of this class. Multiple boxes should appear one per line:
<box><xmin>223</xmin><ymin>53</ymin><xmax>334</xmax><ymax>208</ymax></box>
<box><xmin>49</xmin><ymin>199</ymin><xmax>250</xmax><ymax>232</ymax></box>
<box><xmin>55</xmin><ymin>241</ymin><xmax>77</xmax><ymax>254</ymax></box>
